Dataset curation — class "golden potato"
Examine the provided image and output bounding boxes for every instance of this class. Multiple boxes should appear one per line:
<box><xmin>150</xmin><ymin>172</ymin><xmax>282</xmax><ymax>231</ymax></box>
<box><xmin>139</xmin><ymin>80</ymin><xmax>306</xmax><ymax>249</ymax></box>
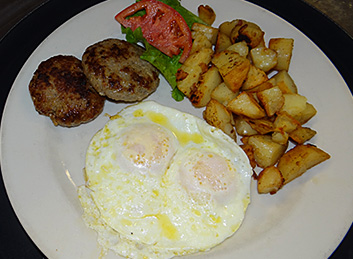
<box><xmin>203</xmin><ymin>99</ymin><xmax>236</xmax><ymax>139</ymax></box>
<box><xmin>245</xmin><ymin>118</ymin><xmax>274</xmax><ymax>135</ymax></box>
<box><xmin>272</xmin><ymin>70</ymin><xmax>297</xmax><ymax>94</ymax></box>
<box><xmin>271</xmin><ymin>130</ymin><xmax>289</xmax><ymax>145</ymax></box>
<box><xmin>191</xmin><ymin>23</ymin><xmax>218</xmax><ymax>45</ymax></box>
<box><xmin>273</xmin><ymin>112</ymin><xmax>301</xmax><ymax>133</ymax></box>
<box><xmin>240</xmin><ymin>144</ymin><xmax>257</xmax><ymax>168</ymax></box>
<box><xmin>218</xmin><ymin>20</ymin><xmax>238</xmax><ymax>37</ymax></box>
<box><xmin>230</xmin><ymin>19</ymin><xmax>265</xmax><ymax>48</ymax></box>
<box><xmin>234</xmin><ymin>116</ymin><xmax>258</xmax><ymax>136</ymax></box>
<box><xmin>215</xmin><ymin>32</ymin><xmax>232</xmax><ymax>53</ymax></box>
<box><xmin>212</xmin><ymin>50</ymin><xmax>250</xmax><ymax>92</ymax></box>
<box><xmin>257</xmin><ymin>166</ymin><xmax>284</xmax><ymax>194</ymax></box>
<box><xmin>278</xmin><ymin>144</ymin><xmax>330</xmax><ymax>185</ymax></box>
<box><xmin>280</xmin><ymin>93</ymin><xmax>308</xmax><ymax>118</ymax></box>
<box><xmin>191</xmin><ymin>34</ymin><xmax>213</xmax><ymax>54</ymax></box>
<box><xmin>256</xmin><ymin>86</ymin><xmax>284</xmax><ymax>116</ymax></box>
<box><xmin>226</xmin><ymin>41</ymin><xmax>249</xmax><ymax>57</ymax></box>
<box><xmin>176</xmin><ymin>48</ymin><xmax>213</xmax><ymax>98</ymax></box>
<box><xmin>269</xmin><ymin>38</ymin><xmax>294</xmax><ymax>71</ymax></box>
<box><xmin>247</xmin><ymin>135</ymin><xmax>288</xmax><ymax>168</ymax></box>
<box><xmin>197</xmin><ymin>5</ymin><xmax>216</xmax><ymax>25</ymax></box>
<box><xmin>292</xmin><ymin>102</ymin><xmax>317</xmax><ymax>124</ymax></box>
<box><xmin>189</xmin><ymin>66</ymin><xmax>222</xmax><ymax>107</ymax></box>
<box><xmin>211</xmin><ymin>82</ymin><xmax>238</xmax><ymax>106</ymax></box>
<box><xmin>250</xmin><ymin>47</ymin><xmax>278</xmax><ymax>73</ymax></box>
<box><xmin>241</xmin><ymin>64</ymin><xmax>268</xmax><ymax>91</ymax></box>
<box><xmin>289</xmin><ymin>126</ymin><xmax>317</xmax><ymax>144</ymax></box>
<box><xmin>227</xmin><ymin>92</ymin><xmax>266</xmax><ymax>119</ymax></box>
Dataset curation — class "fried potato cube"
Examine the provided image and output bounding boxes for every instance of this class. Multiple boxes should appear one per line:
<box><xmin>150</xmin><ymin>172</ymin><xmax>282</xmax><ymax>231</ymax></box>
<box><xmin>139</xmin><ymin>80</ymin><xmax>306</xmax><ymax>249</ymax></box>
<box><xmin>274</xmin><ymin>112</ymin><xmax>301</xmax><ymax>133</ymax></box>
<box><xmin>280</xmin><ymin>93</ymin><xmax>308</xmax><ymax>118</ymax></box>
<box><xmin>269</xmin><ymin>38</ymin><xmax>294</xmax><ymax>71</ymax></box>
<box><xmin>215</xmin><ymin>32</ymin><xmax>232</xmax><ymax>53</ymax></box>
<box><xmin>191</xmin><ymin>34</ymin><xmax>213</xmax><ymax>54</ymax></box>
<box><xmin>197</xmin><ymin>5</ymin><xmax>216</xmax><ymax>25</ymax></box>
<box><xmin>176</xmin><ymin>48</ymin><xmax>213</xmax><ymax>98</ymax></box>
<box><xmin>248</xmin><ymin>135</ymin><xmax>288</xmax><ymax>168</ymax></box>
<box><xmin>234</xmin><ymin>116</ymin><xmax>258</xmax><ymax>136</ymax></box>
<box><xmin>272</xmin><ymin>70</ymin><xmax>297</xmax><ymax>94</ymax></box>
<box><xmin>289</xmin><ymin>126</ymin><xmax>317</xmax><ymax>144</ymax></box>
<box><xmin>227</xmin><ymin>92</ymin><xmax>266</xmax><ymax>119</ymax></box>
<box><xmin>257</xmin><ymin>166</ymin><xmax>284</xmax><ymax>194</ymax></box>
<box><xmin>257</xmin><ymin>86</ymin><xmax>284</xmax><ymax>116</ymax></box>
<box><xmin>245</xmin><ymin>118</ymin><xmax>274</xmax><ymax>134</ymax></box>
<box><xmin>292</xmin><ymin>102</ymin><xmax>317</xmax><ymax>124</ymax></box>
<box><xmin>189</xmin><ymin>66</ymin><xmax>222</xmax><ymax>107</ymax></box>
<box><xmin>226</xmin><ymin>41</ymin><xmax>249</xmax><ymax>57</ymax></box>
<box><xmin>218</xmin><ymin>20</ymin><xmax>238</xmax><ymax>37</ymax></box>
<box><xmin>191</xmin><ymin>23</ymin><xmax>218</xmax><ymax>45</ymax></box>
<box><xmin>240</xmin><ymin>144</ymin><xmax>257</xmax><ymax>168</ymax></box>
<box><xmin>212</xmin><ymin>50</ymin><xmax>251</xmax><ymax>92</ymax></box>
<box><xmin>250</xmin><ymin>47</ymin><xmax>278</xmax><ymax>73</ymax></box>
<box><xmin>211</xmin><ymin>82</ymin><xmax>238</xmax><ymax>106</ymax></box>
<box><xmin>230</xmin><ymin>20</ymin><xmax>265</xmax><ymax>48</ymax></box>
<box><xmin>278</xmin><ymin>144</ymin><xmax>330</xmax><ymax>185</ymax></box>
<box><xmin>242</xmin><ymin>64</ymin><xmax>268</xmax><ymax>91</ymax></box>
<box><xmin>272</xmin><ymin>130</ymin><xmax>289</xmax><ymax>145</ymax></box>
<box><xmin>203</xmin><ymin>99</ymin><xmax>236</xmax><ymax>139</ymax></box>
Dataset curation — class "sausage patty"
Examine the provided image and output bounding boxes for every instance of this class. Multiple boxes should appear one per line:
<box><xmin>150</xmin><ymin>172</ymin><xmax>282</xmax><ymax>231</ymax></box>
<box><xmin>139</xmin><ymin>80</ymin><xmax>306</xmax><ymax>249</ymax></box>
<box><xmin>29</xmin><ymin>55</ymin><xmax>105</xmax><ymax>127</ymax></box>
<box><xmin>81</xmin><ymin>38</ymin><xmax>160</xmax><ymax>102</ymax></box>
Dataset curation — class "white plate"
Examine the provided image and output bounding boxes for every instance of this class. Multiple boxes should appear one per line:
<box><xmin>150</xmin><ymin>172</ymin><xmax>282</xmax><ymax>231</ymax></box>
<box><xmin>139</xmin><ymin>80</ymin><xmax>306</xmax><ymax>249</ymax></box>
<box><xmin>1</xmin><ymin>0</ymin><xmax>353</xmax><ymax>258</ymax></box>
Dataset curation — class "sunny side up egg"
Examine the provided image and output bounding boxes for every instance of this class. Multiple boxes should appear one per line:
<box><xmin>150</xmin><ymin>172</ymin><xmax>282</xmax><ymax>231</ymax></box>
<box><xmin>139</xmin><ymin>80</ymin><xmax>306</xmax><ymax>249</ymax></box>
<box><xmin>78</xmin><ymin>101</ymin><xmax>252</xmax><ymax>259</ymax></box>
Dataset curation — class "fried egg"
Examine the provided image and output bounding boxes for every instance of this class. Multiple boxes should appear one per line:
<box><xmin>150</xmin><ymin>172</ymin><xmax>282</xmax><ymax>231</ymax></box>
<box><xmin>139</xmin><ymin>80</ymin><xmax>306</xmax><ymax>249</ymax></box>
<box><xmin>78</xmin><ymin>101</ymin><xmax>252</xmax><ymax>258</ymax></box>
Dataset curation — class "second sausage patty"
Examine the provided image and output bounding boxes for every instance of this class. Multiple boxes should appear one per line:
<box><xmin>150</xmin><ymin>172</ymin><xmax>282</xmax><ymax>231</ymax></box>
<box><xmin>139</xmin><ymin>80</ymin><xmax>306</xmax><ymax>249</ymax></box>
<box><xmin>82</xmin><ymin>39</ymin><xmax>160</xmax><ymax>102</ymax></box>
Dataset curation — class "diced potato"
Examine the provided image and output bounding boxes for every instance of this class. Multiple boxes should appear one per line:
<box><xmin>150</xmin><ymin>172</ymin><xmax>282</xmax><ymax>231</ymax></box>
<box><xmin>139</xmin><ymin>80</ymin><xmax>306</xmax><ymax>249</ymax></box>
<box><xmin>203</xmin><ymin>99</ymin><xmax>236</xmax><ymax>139</ymax></box>
<box><xmin>218</xmin><ymin>20</ymin><xmax>238</xmax><ymax>37</ymax></box>
<box><xmin>272</xmin><ymin>130</ymin><xmax>289</xmax><ymax>145</ymax></box>
<box><xmin>226</xmin><ymin>41</ymin><xmax>249</xmax><ymax>57</ymax></box>
<box><xmin>212</xmin><ymin>50</ymin><xmax>250</xmax><ymax>92</ymax></box>
<box><xmin>257</xmin><ymin>166</ymin><xmax>284</xmax><ymax>194</ymax></box>
<box><xmin>234</xmin><ymin>116</ymin><xmax>258</xmax><ymax>136</ymax></box>
<box><xmin>191</xmin><ymin>23</ymin><xmax>218</xmax><ymax>45</ymax></box>
<box><xmin>189</xmin><ymin>66</ymin><xmax>222</xmax><ymax>107</ymax></box>
<box><xmin>278</xmin><ymin>144</ymin><xmax>330</xmax><ymax>185</ymax></box>
<box><xmin>248</xmin><ymin>135</ymin><xmax>288</xmax><ymax>168</ymax></box>
<box><xmin>227</xmin><ymin>92</ymin><xmax>266</xmax><ymax>119</ymax></box>
<box><xmin>241</xmin><ymin>64</ymin><xmax>268</xmax><ymax>91</ymax></box>
<box><xmin>211</xmin><ymin>82</ymin><xmax>238</xmax><ymax>106</ymax></box>
<box><xmin>240</xmin><ymin>144</ymin><xmax>257</xmax><ymax>168</ymax></box>
<box><xmin>272</xmin><ymin>70</ymin><xmax>297</xmax><ymax>94</ymax></box>
<box><xmin>273</xmin><ymin>112</ymin><xmax>301</xmax><ymax>133</ymax></box>
<box><xmin>215</xmin><ymin>32</ymin><xmax>232</xmax><ymax>53</ymax></box>
<box><xmin>191</xmin><ymin>34</ymin><xmax>213</xmax><ymax>54</ymax></box>
<box><xmin>292</xmin><ymin>102</ymin><xmax>317</xmax><ymax>124</ymax></box>
<box><xmin>244</xmin><ymin>118</ymin><xmax>274</xmax><ymax>135</ymax></box>
<box><xmin>176</xmin><ymin>48</ymin><xmax>213</xmax><ymax>98</ymax></box>
<box><xmin>257</xmin><ymin>86</ymin><xmax>284</xmax><ymax>116</ymax></box>
<box><xmin>197</xmin><ymin>5</ymin><xmax>216</xmax><ymax>25</ymax></box>
<box><xmin>289</xmin><ymin>126</ymin><xmax>317</xmax><ymax>144</ymax></box>
<box><xmin>280</xmin><ymin>93</ymin><xmax>308</xmax><ymax>118</ymax></box>
<box><xmin>250</xmin><ymin>47</ymin><xmax>278</xmax><ymax>73</ymax></box>
<box><xmin>230</xmin><ymin>20</ymin><xmax>265</xmax><ymax>48</ymax></box>
<box><xmin>269</xmin><ymin>38</ymin><xmax>294</xmax><ymax>71</ymax></box>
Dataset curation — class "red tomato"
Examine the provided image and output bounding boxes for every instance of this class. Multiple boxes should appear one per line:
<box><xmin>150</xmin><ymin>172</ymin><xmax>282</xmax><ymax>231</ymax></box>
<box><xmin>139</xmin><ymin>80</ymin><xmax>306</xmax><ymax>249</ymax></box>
<box><xmin>115</xmin><ymin>0</ymin><xmax>192</xmax><ymax>63</ymax></box>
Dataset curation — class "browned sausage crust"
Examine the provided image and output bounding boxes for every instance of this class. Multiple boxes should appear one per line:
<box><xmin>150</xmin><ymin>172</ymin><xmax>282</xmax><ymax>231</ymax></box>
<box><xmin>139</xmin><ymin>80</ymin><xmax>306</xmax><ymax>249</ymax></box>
<box><xmin>29</xmin><ymin>55</ymin><xmax>105</xmax><ymax>127</ymax></box>
<box><xmin>82</xmin><ymin>39</ymin><xmax>160</xmax><ymax>102</ymax></box>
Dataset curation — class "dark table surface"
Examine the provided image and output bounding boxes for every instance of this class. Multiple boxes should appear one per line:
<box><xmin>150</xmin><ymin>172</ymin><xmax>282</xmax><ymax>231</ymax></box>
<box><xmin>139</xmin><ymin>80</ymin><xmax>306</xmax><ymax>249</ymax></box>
<box><xmin>0</xmin><ymin>0</ymin><xmax>352</xmax><ymax>258</ymax></box>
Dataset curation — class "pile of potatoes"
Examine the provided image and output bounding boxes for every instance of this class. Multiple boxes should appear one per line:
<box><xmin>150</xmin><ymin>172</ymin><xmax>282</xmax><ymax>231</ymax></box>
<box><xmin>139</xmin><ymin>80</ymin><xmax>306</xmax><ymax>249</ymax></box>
<box><xmin>176</xmin><ymin>6</ymin><xmax>330</xmax><ymax>194</ymax></box>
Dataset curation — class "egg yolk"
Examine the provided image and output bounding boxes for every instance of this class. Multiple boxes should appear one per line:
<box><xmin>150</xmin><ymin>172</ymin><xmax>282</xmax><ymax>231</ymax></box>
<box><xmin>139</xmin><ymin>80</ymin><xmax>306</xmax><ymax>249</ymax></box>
<box><xmin>179</xmin><ymin>150</ymin><xmax>237</xmax><ymax>204</ymax></box>
<box><xmin>117</xmin><ymin>123</ymin><xmax>177</xmax><ymax>176</ymax></box>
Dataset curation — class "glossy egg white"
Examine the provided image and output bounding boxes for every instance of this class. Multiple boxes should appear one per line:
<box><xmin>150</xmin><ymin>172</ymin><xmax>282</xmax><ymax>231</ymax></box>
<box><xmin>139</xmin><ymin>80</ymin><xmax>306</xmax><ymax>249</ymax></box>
<box><xmin>78</xmin><ymin>101</ymin><xmax>252</xmax><ymax>259</ymax></box>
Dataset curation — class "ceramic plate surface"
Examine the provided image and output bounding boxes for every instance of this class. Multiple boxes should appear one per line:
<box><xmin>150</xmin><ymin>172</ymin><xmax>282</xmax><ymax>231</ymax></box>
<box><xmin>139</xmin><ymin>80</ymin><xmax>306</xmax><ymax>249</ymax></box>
<box><xmin>1</xmin><ymin>0</ymin><xmax>353</xmax><ymax>258</ymax></box>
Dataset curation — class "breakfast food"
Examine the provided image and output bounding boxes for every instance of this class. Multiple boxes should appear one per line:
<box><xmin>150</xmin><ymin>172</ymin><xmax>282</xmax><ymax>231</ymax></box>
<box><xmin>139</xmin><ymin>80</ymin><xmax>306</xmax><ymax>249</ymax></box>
<box><xmin>78</xmin><ymin>101</ymin><xmax>252</xmax><ymax>258</ymax></box>
<box><xmin>176</xmin><ymin>17</ymin><xmax>330</xmax><ymax>194</ymax></box>
<box><xmin>29</xmin><ymin>55</ymin><xmax>105</xmax><ymax>127</ymax></box>
<box><xmin>82</xmin><ymin>38</ymin><xmax>160</xmax><ymax>102</ymax></box>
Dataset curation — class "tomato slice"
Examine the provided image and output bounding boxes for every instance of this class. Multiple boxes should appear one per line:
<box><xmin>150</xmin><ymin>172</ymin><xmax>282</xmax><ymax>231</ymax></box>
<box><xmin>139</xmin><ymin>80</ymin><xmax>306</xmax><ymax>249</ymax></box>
<box><xmin>115</xmin><ymin>0</ymin><xmax>192</xmax><ymax>63</ymax></box>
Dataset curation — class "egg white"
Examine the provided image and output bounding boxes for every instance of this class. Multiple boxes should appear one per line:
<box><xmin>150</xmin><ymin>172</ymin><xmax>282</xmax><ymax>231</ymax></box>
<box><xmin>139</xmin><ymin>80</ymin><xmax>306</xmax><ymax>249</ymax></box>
<box><xmin>78</xmin><ymin>101</ymin><xmax>252</xmax><ymax>259</ymax></box>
